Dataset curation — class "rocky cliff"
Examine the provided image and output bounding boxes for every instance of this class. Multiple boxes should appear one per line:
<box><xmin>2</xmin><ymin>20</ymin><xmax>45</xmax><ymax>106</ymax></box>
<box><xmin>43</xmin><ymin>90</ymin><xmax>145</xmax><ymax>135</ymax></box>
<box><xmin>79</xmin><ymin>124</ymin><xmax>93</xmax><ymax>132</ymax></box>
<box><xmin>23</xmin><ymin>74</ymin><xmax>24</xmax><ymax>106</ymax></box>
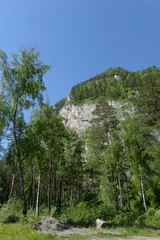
<box><xmin>59</xmin><ymin>98</ymin><xmax>96</xmax><ymax>132</ymax></box>
<box><xmin>59</xmin><ymin>97</ymin><xmax>134</xmax><ymax>133</ymax></box>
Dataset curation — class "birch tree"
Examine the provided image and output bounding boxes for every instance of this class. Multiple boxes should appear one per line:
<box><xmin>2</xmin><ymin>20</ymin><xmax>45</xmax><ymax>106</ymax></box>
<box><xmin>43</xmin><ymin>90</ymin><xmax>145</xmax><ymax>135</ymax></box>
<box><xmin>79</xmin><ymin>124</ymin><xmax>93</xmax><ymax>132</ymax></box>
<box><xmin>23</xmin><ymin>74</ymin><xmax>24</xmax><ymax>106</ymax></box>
<box><xmin>0</xmin><ymin>48</ymin><xmax>49</xmax><ymax>215</ymax></box>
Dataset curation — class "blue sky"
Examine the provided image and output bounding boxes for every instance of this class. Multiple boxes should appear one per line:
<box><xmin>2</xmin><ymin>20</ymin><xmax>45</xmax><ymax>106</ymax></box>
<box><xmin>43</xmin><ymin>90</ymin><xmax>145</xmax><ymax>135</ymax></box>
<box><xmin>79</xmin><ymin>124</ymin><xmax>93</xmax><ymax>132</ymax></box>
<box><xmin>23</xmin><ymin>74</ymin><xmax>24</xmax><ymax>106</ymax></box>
<box><xmin>0</xmin><ymin>0</ymin><xmax>160</xmax><ymax>106</ymax></box>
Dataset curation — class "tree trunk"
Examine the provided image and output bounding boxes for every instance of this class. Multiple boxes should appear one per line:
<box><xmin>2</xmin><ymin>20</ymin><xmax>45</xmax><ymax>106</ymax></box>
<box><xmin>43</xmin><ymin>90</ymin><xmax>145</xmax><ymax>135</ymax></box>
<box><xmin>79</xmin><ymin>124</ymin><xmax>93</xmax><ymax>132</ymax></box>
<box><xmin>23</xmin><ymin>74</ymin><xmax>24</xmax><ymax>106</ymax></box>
<box><xmin>117</xmin><ymin>172</ymin><xmax>123</xmax><ymax>208</ymax></box>
<box><xmin>53</xmin><ymin>174</ymin><xmax>57</xmax><ymax>203</ymax></box>
<box><xmin>70</xmin><ymin>186</ymin><xmax>73</xmax><ymax>206</ymax></box>
<box><xmin>117</xmin><ymin>161</ymin><xmax>123</xmax><ymax>209</ymax></box>
<box><xmin>28</xmin><ymin>168</ymin><xmax>34</xmax><ymax>207</ymax></box>
<box><xmin>77</xmin><ymin>181</ymin><xmax>81</xmax><ymax>204</ymax></box>
<box><xmin>124</xmin><ymin>181</ymin><xmax>131</xmax><ymax>210</ymax></box>
<box><xmin>32</xmin><ymin>169</ymin><xmax>36</xmax><ymax>210</ymax></box>
<box><xmin>76</xmin><ymin>163</ymin><xmax>81</xmax><ymax>204</ymax></box>
<box><xmin>48</xmin><ymin>158</ymin><xmax>52</xmax><ymax>214</ymax></box>
<box><xmin>51</xmin><ymin>160</ymin><xmax>57</xmax><ymax>204</ymax></box>
<box><xmin>18</xmin><ymin>160</ymin><xmax>27</xmax><ymax>215</ymax></box>
<box><xmin>110</xmin><ymin>167</ymin><xmax>119</xmax><ymax>212</ymax></box>
<box><xmin>13</xmin><ymin>102</ymin><xmax>27</xmax><ymax>216</ymax></box>
<box><xmin>58</xmin><ymin>176</ymin><xmax>63</xmax><ymax>208</ymax></box>
<box><xmin>36</xmin><ymin>171</ymin><xmax>41</xmax><ymax>216</ymax></box>
<box><xmin>9</xmin><ymin>174</ymin><xmax>15</xmax><ymax>199</ymax></box>
<box><xmin>139</xmin><ymin>164</ymin><xmax>147</xmax><ymax>212</ymax></box>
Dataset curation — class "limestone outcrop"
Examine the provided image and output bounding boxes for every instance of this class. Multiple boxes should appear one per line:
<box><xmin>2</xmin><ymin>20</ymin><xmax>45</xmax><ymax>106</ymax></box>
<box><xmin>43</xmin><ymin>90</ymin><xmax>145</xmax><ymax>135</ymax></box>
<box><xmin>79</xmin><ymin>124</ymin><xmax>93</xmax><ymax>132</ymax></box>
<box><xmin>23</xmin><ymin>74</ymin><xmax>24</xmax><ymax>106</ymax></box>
<box><xmin>59</xmin><ymin>100</ymin><xmax>96</xmax><ymax>133</ymax></box>
<box><xmin>59</xmin><ymin>97</ymin><xmax>134</xmax><ymax>133</ymax></box>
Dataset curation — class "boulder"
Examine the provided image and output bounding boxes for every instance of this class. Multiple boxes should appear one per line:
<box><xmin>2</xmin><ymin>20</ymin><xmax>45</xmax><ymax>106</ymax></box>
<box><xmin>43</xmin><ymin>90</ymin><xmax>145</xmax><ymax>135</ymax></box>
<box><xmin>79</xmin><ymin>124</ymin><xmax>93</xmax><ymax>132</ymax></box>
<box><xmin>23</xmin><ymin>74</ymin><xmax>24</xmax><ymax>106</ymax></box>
<box><xmin>34</xmin><ymin>217</ymin><xmax>72</xmax><ymax>231</ymax></box>
<box><xmin>95</xmin><ymin>219</ymin><xmax>107</xmax><ymax>229</ymax></box>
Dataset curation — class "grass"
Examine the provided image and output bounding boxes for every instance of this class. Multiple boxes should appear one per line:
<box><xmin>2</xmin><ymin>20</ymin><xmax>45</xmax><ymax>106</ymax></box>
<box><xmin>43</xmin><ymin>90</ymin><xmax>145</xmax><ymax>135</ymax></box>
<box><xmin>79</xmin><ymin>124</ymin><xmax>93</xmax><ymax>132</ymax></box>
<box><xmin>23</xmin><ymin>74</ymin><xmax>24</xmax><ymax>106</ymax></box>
<box><xmin>1</xmin><ymin>222</ymin><xmax>160</xmax><ymax>240</ymax></box>
<box><xmin>97</xmin><ymin>227</ymin><xmax>160</xmax><ymax>238</ymax></box>
<box><xmin>0</xmin><ymin>222</ymin><xmax>90</xmax><ymax>240</ymax></box>
<box><xmin>0</xmin><ymin>222</ymin><xmax>57</xmax><ymax>240</ymax></box>
<box><xmin>121</xmin><ymin>227</ymin><xmax>160</xmax><ymax>237</ymax></box>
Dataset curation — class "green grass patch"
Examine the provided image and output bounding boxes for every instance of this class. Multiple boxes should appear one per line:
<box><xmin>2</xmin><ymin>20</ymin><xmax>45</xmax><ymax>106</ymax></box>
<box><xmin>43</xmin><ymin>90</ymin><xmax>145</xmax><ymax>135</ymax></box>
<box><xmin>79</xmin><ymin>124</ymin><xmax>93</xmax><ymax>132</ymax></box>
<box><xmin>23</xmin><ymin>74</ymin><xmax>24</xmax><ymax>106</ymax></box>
<box><xmin>0</xmin><ymin>222</ymin><xmax>57</xmax><ymax>240</ymax></box>
<box><xmin>0</xmin><ymin>222</ymin><xmax>90</xmax><ymax>240</ymax></box>
<box><xmin>125</xmin><ymin>227</ymin><xmax>160</xmax><ymax>237</ymax></box>
<box><xmin>97</xmin><ymin>232</ymin><xmax>127</xmax><ymax>238</ymax></box>
<box><xmin>110</xmin><ymin>227</ymin><xmax>160</xmax><ymax>237</ymax></box>
<box><xmin>95</xmin><ymin>227</ymin><xmax>160</xmax><ymax>239</ymax></box>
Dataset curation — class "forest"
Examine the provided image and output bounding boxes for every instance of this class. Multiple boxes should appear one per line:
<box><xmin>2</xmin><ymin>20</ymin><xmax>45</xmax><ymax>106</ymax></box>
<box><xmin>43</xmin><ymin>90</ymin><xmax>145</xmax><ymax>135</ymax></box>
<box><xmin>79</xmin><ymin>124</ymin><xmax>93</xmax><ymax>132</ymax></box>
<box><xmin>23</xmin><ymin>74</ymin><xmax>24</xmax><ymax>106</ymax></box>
<box><xmin>1</xmin><ymin>48</ymin><xmax>160</xmax><ymax>229</ymax></box>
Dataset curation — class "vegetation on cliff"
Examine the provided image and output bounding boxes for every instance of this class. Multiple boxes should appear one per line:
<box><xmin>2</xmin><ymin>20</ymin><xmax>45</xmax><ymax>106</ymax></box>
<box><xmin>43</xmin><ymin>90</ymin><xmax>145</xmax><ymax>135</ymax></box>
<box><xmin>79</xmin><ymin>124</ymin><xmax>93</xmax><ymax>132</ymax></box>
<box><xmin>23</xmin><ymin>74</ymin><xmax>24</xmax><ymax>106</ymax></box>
<box><xmin>69</xmin><ymin>66</ymin><xmax>159</xmax><ymax>104</ymax></box>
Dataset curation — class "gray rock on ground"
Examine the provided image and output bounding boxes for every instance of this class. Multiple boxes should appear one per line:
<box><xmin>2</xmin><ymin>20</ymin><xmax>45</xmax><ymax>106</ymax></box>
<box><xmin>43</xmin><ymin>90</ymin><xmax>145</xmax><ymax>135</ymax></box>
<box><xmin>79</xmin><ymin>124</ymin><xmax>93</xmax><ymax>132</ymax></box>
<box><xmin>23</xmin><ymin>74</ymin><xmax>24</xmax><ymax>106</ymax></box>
<box><xmin>95</xmin><ymin>218</ymin><xmax>107</xmax><ymax>229</ymax></box>
<box><xmin>34</xmin><ymin>217</ymin><xmax>72</xmax><ymax>231</ymax></box>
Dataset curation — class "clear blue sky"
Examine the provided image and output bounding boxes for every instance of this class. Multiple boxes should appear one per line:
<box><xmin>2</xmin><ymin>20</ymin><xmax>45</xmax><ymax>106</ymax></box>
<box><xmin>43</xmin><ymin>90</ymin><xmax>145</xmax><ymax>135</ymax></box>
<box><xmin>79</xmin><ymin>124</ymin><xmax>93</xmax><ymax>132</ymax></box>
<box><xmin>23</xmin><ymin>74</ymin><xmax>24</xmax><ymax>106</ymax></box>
<box><xmin>0</xmin><ymin>0</ymin><xmax>160</xmax><ymax>106</ymax></box>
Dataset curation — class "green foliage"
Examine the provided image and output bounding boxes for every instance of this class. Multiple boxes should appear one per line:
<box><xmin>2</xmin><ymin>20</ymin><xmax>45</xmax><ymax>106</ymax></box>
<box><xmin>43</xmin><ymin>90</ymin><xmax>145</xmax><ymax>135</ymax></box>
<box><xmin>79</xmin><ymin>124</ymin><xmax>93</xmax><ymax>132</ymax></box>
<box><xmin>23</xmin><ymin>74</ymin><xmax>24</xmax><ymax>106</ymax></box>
<box><xmin>70</xmin><ymin>67</ymin><xmax>141</xmax><ymax>103</ymax></box>
<box><xmin>4</xmin><ymin>215</ymin><xmax>19</xmax><ymax>223</ymax></box>
<box><xmin>134</xmin><ymin>208</ymin><xmax>160</xmax><ymax>229</ymax></box>
<box><xmin>135</xmin><ymin>71</ymin><xmax>160</xmax><ymax>123</ymax></box>
<box><xmin>59</xmin><ymin>202</ymin><xmax>115</xmax><ymax>227</ymax></box>
<box><xmin>0</xmin><ymin>48</ymin><xmax>49</xmax><ymax>112</ymax></box>
<box><xmin>0</xmin><ymin>198</ymin><xmax>22</xmax><ymax>221</ymax></box>
<box><xmin>0</xmin><ymin>48</ymin><xmax>50</xmax><ymax>215</ymax></box>
<box><xmin>112</xmin><ymin>210</ymin><xmax>140</xmax><ymax>227</ymax></box>
<box><xmin>54</xmin><ymin>98</ymin><xmax>67</xmax><ymax>113</ymax></box>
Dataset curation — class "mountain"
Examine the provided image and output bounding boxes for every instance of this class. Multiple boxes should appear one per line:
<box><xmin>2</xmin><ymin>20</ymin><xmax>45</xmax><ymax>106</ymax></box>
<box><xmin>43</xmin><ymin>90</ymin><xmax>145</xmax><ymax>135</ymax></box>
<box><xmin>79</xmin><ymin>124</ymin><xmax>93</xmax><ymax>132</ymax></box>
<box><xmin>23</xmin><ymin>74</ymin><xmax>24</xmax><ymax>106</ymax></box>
<box><xmin>53</xmin><ymin>66</ymin><xmax>160</xmax><ymax>224</ymax></box>
<box><xmin>55</xmin><ymin>66</ymin><xmax>158</xmax><ymax>132</ymax></box>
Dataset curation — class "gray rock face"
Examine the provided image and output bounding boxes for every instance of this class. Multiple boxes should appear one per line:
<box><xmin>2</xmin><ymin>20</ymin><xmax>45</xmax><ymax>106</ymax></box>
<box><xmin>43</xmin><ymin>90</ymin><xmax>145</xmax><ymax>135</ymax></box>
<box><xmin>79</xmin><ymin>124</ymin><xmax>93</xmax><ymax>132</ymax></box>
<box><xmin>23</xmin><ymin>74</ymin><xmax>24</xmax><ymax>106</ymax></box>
<box><xmin>59</xmin><ymin>98</ymin><xmax>134</xmax><ymax>133</ymax></box>
<box><xmin>59</xmin><ymin>101</ymin><xmax>96</xmax><ymax>132</ymax></box>
<box><xmin>108</xmin><ymin>100</ymin><xmax>134</xmax><ymax>120</ymax></box>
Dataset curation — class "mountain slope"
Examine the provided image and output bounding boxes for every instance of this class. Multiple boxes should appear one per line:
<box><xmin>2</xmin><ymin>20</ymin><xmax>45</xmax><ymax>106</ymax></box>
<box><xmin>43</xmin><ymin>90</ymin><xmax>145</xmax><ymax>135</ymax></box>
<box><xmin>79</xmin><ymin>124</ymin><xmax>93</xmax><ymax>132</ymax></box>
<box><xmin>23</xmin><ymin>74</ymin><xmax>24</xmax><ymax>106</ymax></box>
<box><xmin>56</xmin><ymin>66</ymin><xmax>158</xmax><ymax>132</ymax></box>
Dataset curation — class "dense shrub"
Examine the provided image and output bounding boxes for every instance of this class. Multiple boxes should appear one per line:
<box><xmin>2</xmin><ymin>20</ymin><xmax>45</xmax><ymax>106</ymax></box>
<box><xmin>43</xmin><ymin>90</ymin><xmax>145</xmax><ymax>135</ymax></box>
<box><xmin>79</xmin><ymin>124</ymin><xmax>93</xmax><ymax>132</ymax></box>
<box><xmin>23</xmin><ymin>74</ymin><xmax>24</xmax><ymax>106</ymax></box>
<box><xmin>135</xmin><ymin>208</ymin><xmax>160</xmax><ymax>229</ymax></box>
<box><xmin>0</xmin><ymin>198</ymin><xmax>41</xmax><ymax>224</ymax></box>
<box><xmin>0</xmin><ymin>198</ymin><xmax>22</xmax><ymax>221</ymax></box>
<box><xmin>58</xmin><ymin>202</ymin><xmax>115</xmax><ymax>227</ymax></box>
<box><xmin>112</xmin><ymin>210</ymin><xmax>140</xmax><ymax>227</ymax></box>
<box><xmin>4</xmin><ymin>214</ymin><xmax>19</xmax><ymax>223</ymax></box>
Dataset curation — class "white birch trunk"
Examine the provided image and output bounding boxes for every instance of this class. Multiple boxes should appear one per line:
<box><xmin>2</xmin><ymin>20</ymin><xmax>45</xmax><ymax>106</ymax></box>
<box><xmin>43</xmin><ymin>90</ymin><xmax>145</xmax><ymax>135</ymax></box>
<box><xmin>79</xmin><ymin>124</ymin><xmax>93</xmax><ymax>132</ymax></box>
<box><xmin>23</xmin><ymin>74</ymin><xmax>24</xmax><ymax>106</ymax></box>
<box><xmin>36</xmin><ymin>171</ymin><xmax>41</xmax><ymax>216</ymax></box>
<box><xmin>139</xmin><ymin>164</ymin><xmax>147</xmax><ymax>212</ymax></box>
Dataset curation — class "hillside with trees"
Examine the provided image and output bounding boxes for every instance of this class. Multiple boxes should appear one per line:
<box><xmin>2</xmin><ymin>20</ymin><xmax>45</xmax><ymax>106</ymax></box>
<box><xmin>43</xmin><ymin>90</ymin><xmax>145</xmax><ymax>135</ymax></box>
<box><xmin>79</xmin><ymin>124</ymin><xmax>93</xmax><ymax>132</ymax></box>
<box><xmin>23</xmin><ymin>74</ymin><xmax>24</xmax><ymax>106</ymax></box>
<box><xmin>69</xmin><ymin>66</ymin><xmax>159</xmax><ymax>104</ymax></box>
<box><xmin>1</xmin><ymin>50</ymin><xmax>160</xmax><ymax>229</ymax></box>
